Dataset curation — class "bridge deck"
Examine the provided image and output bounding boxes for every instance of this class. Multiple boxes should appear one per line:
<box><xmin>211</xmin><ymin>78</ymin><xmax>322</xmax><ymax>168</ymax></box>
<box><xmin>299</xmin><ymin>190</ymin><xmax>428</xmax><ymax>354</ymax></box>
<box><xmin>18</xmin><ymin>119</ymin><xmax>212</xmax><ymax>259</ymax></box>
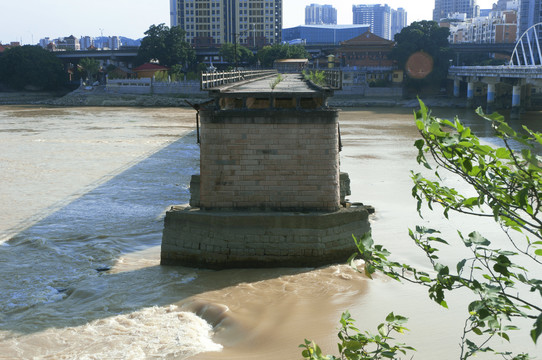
<box><xmin>208</xmin><ymin>73</ymin><xmax>322</xmax><ymax>96</ymax></box>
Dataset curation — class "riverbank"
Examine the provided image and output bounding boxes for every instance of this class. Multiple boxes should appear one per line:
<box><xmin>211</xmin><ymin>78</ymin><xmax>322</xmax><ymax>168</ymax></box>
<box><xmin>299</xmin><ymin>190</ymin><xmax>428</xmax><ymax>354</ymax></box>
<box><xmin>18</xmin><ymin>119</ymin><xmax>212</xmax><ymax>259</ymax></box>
<box><xmin>0</xmin><ymin>86</ymin><xmax>468</xmax><ymax>108</ymax></box>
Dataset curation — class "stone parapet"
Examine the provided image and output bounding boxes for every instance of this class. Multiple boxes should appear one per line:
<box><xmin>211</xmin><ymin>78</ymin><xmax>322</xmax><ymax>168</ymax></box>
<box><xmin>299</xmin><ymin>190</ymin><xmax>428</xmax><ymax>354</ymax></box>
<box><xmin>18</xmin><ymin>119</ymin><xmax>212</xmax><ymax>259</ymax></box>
<box><xmin>161</xmin><ymin>205</ymin><xmax>370</xmax><ymax>269</ymax></box>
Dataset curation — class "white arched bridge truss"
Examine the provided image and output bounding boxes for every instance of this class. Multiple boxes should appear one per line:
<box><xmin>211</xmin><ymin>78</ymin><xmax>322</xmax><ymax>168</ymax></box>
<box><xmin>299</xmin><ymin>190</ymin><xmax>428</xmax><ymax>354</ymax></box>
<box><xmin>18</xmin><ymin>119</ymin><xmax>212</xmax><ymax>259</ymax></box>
<box><xmin>510</xmin><ymin>23</ymin><xmax>542</xmax><ymax>66</ymax></box>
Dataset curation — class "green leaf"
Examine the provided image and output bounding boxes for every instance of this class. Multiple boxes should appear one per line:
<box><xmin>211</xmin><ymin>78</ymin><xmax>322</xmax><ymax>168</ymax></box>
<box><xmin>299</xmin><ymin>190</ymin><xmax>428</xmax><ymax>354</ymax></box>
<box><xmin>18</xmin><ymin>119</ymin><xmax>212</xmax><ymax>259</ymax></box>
<box><xmin>496</xmin><ymin>147</ymin><xmax>511</xmax><ymax>159</ymax></box>
<box><xmin>535</xmin><ymin>249</ymin><xmax>542</xmax><ymax>256</ymax></box>
<box><xmin>456</xmin><ymin>259</ymin><xmax>466</xmax><ymax>274</ymax></box>
<box><xmin>531</xmin><ymin>313</ymin><xmax>542</xmax><ymax>343</ymax></box>
<box><xmin>468</xmin><ymin>232</ymin><xmax>491</xmax><ymax>246</ymax></box>
<box><xmin>386</xmin><ymin>312</ymin><xmax>396</xmax><ymax>322</ymax></box>
<box><xmin>497</xmin><ymin>332</ymin><xmax>511</xmax><ymax>342</ymax></box>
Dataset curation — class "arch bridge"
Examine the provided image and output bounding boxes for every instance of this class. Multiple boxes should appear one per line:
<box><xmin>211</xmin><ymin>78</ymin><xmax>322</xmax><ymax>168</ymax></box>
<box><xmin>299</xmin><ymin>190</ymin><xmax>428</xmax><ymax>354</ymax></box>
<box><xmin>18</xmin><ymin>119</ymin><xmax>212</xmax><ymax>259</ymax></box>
<box><xmin>448</xmin><ymin>23</ymin><xmax>542</xmax><ymax>114</ymax></box>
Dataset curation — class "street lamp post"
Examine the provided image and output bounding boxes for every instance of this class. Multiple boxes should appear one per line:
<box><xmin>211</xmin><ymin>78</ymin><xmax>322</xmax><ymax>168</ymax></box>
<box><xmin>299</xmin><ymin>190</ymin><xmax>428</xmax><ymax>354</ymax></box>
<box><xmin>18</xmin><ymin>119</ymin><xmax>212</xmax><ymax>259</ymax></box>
<box><xmin>233</xmin><ymin>25</ymin><xmax>256</xmax><ymax>70</ymax></box>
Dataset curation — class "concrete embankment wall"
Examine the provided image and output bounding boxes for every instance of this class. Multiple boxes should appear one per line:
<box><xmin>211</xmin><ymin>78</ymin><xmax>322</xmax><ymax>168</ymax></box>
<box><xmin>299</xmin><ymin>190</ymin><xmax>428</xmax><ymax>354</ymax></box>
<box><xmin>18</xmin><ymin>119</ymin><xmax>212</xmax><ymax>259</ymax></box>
<box><xmin>336</xmin><ymin>85</ymin><xmax>403</xmax><ymax>97</ymax></box>
<box><xmin>161</xmin><ymin>206</ymin><xmax>370</xmax><ymax>269</ymax></box>
<box><xmin>106</xmin><ymin>79</ymin><xmax>204</xmax><ymax>95</ymax></box>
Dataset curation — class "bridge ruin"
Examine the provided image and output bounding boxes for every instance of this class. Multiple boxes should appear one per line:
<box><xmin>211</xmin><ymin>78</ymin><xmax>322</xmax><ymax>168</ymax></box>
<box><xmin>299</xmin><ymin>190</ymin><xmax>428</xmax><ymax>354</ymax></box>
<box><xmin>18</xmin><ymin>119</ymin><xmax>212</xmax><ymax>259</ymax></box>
<box><xmin>160</xmin><ymin>70</ymin><xmax>371</xmax><ymax>269</ymax></box>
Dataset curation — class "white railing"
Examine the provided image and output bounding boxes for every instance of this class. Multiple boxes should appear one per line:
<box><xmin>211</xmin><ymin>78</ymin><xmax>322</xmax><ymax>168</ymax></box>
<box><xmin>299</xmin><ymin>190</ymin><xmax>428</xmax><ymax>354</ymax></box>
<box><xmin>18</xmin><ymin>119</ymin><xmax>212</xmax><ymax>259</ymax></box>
<box><xmin>449</xmin><ymin>65</ymin><xmax>542</xmax><ymax>79</ymax></box>
<box><xmin>200</xmin><ymin>69</ymin><xmax>277</xmax><ymax>90</ymax></box>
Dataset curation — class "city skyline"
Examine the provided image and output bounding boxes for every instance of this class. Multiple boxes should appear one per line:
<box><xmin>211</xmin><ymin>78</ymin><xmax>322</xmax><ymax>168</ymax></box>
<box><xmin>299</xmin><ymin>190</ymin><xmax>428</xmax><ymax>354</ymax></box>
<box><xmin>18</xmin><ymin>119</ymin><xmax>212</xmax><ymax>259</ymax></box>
<box><xmin>1</xmin><ymin>0</ymin><xmax>495</xmax><ymax>45</ymax></box>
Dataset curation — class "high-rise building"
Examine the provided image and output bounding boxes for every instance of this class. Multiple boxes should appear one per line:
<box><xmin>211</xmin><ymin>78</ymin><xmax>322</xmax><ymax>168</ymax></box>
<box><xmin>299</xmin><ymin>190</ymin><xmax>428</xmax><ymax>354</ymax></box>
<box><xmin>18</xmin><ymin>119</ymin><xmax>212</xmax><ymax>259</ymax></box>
<box><xmin>305</xmin><ymin>4</ymin><xmax>337</xmax><ymax>25</ymax></box>
<box><xmin>170</xmin><ymin>0</ymin><xmax>282</xmax><ymax>48</ymax></box>
<box><xmin>433</xmin><ymin>0</ymin><xmax>479</xmax><ymax>21</ymax></box>
<box><xmin>519</xmin><ymin>0</ymin><xmax>541</xmax><ymax>35</ymax></box>
<box><xmin>352</xmin><ymin>4</ymin><xmax>392</xmax><ymax>40</ymax></box>
<box><xmin>108</xmin><ymin>36</ymin><xmax>121</xmax><ymax>50</ymax></box>
<box><xmin>80</xmin><ymin>36</ymin><xmax>94</xmax><ymax>50</ymax></box>
<box><xmin>391</xmin><ymin>7</ymin><xmax>407</xmax><ymax>38</ymax></box>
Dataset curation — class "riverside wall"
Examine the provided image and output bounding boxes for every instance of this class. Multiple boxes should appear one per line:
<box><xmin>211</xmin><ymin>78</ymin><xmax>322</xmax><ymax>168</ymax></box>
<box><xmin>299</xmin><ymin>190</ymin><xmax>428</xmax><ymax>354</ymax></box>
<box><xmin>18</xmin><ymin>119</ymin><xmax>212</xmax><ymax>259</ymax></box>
<box><xmin>106</xmin><ymin>79</ymin><xmax>204</xmax><ymax>95</ymax></box>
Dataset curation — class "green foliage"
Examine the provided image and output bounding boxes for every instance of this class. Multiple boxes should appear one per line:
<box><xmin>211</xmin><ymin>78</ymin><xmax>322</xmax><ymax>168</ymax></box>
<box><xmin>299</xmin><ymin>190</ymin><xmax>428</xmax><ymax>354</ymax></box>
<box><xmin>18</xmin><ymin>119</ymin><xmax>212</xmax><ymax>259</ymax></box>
<box><xmin>391</xmin><ymin>20</ymin><xmax>453</xmax><ymax>89</ymax></box>
<box><xmin>349</xmin><ymin>100</ymin><xmax>541</xmax><ymax>359</ymax></box>
<box><xmin>303</xmin><ymin>70</ymin><xmax>327</xmax><ymax>87</ymax></box>
<box><xmin>168</xmin><ymin>64</ymin><xmax>184</xmax><ymax>81</ymax></box>
<box><xmin>269</xmin><ymin>73</ymin><xmax>283</xmax><ymax>89</ymax></box>
<box><xmin>0</xmin><ymin>45</ymin><xmax>65</xmax><ymax>90</ymax></box>
<box><xmin>79</xmin><ymin>58</ymin><xmax>100</xmax><ymax>82</ymax></box>
<box><xmin>257</xmin><ymin>43</ymin><xmax>309</xmax><ymax>68</ymax></box>
<box><xmin>219</xmin><ymin>43</ymin><xmax>255</xmax><ymax>67</ymax></box>
<box><xmin>300</xmin><ymin>311</ymin><xmax>415</xmax><ymax>360</ymax></box>
<box><xmin>136</xmin><ymin>23</ymin><xmax>196</xmax><ymax>68</ymax></box>
<box><xmin>153</xmin><ymin>70</ymin><xmax>169</xmax><ymax>82</ymax></box>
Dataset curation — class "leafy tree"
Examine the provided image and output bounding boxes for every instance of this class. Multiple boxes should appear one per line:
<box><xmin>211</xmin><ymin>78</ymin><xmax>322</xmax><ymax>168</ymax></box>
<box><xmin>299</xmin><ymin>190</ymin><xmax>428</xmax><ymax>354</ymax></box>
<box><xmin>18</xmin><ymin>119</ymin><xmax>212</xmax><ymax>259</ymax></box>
<box><xmin>257</xmin><ymin>43</ymin><xmax>309</xmax><ymax>68</ymax></box>
<box><xmin>136</xmin><ymin>23</ymin><xmax>196</xmax><ymax>69</ymax></box>
<box><xmin>219</xmin><ymin>43</ymin><xmax>255</xmax><ymax>67</ymax></box>
<box><xmin>301</xmin><ymin>311</ymin><xmax>415</xmax><ymax>360</ymax></box>
<box><xmin>79</xmin><ymin>57</ymin><xmax>100</xmax><ymax>83</ymax></box>
<box><xmin>0</xmin><ymin>45</ymin><xmax>65</xmax><ymax>90</ymax></box>
<box><xmin>303</xmin><ymin>101</ymin><xmax>542</xmax><ymax>359</ymax></box>
<box><xmin>391</xmin><ymin>21</ymin><xmax>453</xmax><ymax>90</ymax></box>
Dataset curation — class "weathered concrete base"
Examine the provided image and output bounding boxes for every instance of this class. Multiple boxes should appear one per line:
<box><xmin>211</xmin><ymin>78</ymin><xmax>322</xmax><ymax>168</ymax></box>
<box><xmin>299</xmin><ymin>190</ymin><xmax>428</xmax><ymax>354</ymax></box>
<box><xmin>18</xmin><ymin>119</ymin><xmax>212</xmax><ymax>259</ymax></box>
<box><xmin>161</xmin><ymin>206</ymin><xmax>370</xmax><ymax>269</ymax></box>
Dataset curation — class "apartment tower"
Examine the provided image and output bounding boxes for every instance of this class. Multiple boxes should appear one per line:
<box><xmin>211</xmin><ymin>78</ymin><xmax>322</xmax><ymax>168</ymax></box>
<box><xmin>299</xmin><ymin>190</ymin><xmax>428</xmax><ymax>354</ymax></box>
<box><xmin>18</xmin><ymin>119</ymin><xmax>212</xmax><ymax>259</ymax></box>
<box><xmin>305</xmin><ymin>4</ymin><xmax>337</xmax><ymax>25</ymax></box>
<box><xmin>433</xmin><ymin>0</ymin><xmax>479</xmax><ymax>21</ymax></box>
<box><xmin>170</xmin><ymin>0</ymin><xmax>282</xmax><ymax>48</ymax></box>
<box><xmin>352</xmin><ymin>4</ymin><xmax>392</xmax><ymax>40</ymax></box>
<box><xmin>391</xmin><ymin>7</ymin><xmax>407</xmax><ymax>38</ymax></box>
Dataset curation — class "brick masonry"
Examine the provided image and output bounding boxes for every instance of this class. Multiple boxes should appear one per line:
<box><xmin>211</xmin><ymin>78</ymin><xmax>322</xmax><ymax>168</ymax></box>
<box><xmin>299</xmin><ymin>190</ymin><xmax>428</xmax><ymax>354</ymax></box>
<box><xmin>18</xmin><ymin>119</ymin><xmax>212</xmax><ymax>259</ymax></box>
<box><xmin>198</xmin><ymin>109</ymin><xmax>340</xmax><ymax>212</ymax></box>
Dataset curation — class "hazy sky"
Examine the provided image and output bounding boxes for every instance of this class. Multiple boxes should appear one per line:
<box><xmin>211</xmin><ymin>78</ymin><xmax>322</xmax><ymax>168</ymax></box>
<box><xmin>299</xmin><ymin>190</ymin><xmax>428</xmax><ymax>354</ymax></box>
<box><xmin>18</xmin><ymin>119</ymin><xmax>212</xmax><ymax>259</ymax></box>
<box><xmin>1</xmin><ymin>0</ymin><xmax>496</xmax><ymax>44</ymax></box>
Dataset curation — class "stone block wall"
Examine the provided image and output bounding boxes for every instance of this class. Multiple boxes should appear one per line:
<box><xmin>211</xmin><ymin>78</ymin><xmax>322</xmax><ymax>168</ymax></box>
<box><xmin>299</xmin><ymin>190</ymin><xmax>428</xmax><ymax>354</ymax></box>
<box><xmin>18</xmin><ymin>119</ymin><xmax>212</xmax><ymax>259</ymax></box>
<box><xmin>161</xmin><ymin>206</ymin><xmax>370</xmax><ymax>269</ymax></box>
<box><xmin>199</xmin><ymin>109</ymin><xmax>340</xmax><ymax>212</ymax></box>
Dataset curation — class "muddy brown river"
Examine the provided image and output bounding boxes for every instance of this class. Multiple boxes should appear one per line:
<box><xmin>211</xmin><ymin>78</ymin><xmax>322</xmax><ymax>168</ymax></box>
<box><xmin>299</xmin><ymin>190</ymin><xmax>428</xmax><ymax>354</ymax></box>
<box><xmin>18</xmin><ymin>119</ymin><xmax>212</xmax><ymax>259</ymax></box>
<box><xmin>0</xmin><ymin>105</ymin><xmax>539</xmax><ymax>359</ymax></box>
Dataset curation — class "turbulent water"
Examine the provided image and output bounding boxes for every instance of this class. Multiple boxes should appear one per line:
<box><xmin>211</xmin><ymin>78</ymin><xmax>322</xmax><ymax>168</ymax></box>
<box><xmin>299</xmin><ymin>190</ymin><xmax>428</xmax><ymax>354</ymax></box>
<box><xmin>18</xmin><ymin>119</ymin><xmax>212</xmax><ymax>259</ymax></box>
<box><xmin>0</xmin><ymin>105</ymin><xmax>539</xmax><ymax>359</ymax></box>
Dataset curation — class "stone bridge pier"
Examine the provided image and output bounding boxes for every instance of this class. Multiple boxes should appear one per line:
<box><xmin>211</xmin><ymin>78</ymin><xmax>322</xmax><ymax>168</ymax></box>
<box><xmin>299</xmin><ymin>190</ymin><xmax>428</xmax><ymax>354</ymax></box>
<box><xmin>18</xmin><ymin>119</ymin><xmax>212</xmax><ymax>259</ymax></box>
<box><xmin>160</xmin><ymin>71</ymin><xmax>370</xmax><ymax>269</ymax></box>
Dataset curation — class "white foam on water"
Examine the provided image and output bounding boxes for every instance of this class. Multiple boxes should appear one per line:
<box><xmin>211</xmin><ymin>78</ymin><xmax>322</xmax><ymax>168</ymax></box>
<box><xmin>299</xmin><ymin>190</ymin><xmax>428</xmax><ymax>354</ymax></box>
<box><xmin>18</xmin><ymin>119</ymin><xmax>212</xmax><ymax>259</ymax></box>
<box><xmin>22</xmin><ymin>305</ymin><xmax>222</xmax><ymax>360</ymax></box>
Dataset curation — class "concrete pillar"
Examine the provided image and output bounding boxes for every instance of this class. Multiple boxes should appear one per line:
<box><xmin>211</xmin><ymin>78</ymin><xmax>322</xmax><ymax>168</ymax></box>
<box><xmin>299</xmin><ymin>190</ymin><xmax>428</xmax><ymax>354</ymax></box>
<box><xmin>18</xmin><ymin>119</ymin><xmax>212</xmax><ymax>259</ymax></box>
<box><xmin>454</xmin><ymin>79</ymin><xmax>460</xmax><ymax>97</ymax></box>
<box><xmin>512</xmin><ymin>85</ymin><xmax>522</xmax><ymax>119</ymax></box>
<box><xmin>467</xmin><ymin>82</ymin><xmax>475</xmax><ymax>100</ymax></box>
<box><xmin>487</xmin><ymin>83</ymin><xmax>496</xmax><ymax>104</ymax></box>
<box><xmin>512</xmin><ymin>85</ymin><xmax>521</xmax><ymax>108</ymax></box>
<box><xmin>486</xmin><ymin>83</ymin><xmax>496</xmax><ymax>113</ymax></box>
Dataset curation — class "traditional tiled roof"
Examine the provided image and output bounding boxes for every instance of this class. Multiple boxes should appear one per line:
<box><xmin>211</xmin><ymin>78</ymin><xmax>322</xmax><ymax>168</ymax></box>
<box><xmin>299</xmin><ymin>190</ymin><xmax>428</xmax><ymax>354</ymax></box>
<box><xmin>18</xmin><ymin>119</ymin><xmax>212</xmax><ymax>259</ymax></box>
<box><xmin>340</xmin><ymin>31</ymin><xmax>394</xmax><ymax>46</ymax></box>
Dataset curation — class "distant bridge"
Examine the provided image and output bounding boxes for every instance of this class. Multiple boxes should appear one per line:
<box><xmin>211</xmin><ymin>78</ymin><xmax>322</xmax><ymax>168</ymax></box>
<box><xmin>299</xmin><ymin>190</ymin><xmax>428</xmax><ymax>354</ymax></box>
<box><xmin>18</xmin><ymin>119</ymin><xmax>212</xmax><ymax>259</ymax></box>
<box><xmin>449</xmin><ymin>65</ymin><xmax>542</xmax><ymax>80</ymax></box>
<box><xmin>448</xmin><ymin>23</ymin><xmax>542</xmax><ymax>115</ymax></box>
<box><xmin>54</xmin><ymin>48</ymin><xmax>138</xmax><ymax>60</ymax></box>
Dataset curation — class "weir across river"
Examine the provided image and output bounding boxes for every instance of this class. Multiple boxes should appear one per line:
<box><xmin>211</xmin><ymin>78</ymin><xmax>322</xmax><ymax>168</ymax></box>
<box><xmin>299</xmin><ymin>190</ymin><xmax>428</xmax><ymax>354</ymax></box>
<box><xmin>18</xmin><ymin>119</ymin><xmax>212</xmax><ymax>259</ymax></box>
<box><xmin>160</xmin><ymin>70</ymin><xmax>371</xmax><ymax>269</ymax></box>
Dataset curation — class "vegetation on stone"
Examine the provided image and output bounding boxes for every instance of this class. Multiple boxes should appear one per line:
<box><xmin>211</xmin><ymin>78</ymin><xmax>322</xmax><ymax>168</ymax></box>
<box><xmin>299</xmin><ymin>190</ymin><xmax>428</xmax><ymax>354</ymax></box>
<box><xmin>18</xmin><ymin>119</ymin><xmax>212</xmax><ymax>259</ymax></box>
<box><xmin>303</xmin><ymin>70</ymin><xmax>327</xmax><ymax>87</ymax></box>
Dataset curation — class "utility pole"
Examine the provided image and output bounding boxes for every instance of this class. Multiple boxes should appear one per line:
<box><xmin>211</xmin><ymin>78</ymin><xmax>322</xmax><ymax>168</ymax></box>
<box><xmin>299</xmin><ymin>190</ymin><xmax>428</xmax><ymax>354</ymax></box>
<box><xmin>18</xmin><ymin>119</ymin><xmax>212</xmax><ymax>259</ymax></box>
<box><xmin>234</xmin><ymin>32</ymin><xmax>238</xmax><ymax>70</ymax></box>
